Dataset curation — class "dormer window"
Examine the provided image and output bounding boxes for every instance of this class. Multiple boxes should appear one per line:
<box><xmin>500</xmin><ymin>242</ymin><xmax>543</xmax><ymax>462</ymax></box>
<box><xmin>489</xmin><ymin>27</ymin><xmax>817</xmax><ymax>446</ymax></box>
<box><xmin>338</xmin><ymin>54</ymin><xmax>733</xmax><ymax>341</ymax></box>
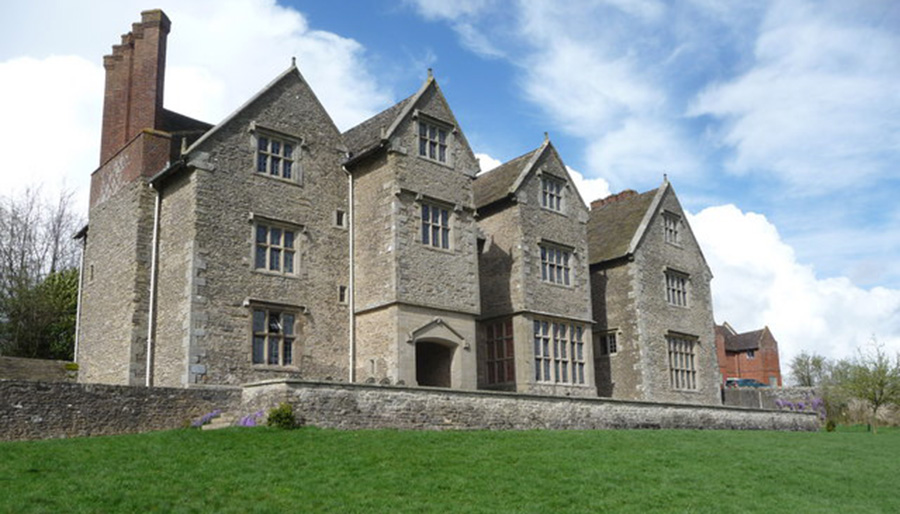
<box><xmin>418</xmin><ymin>121</ymin><xmax>448</xmax><ymax>163</ymax></box>
<box><xmin>541</xmin><ymin>176</ymin><xmax>563</xmax><ymax>212</ymax></box>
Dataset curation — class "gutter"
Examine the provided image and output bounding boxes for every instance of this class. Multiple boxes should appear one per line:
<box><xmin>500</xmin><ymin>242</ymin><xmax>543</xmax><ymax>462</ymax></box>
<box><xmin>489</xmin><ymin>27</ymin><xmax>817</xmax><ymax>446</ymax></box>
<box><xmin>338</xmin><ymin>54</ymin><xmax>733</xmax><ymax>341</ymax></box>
<box><xmin>73</xmin><ymin>226</ymin><xmax>88</xmax><ymax>364</ymax></box>
<box><xmin>145</xmin><ymin>183</ymin><xmax>162</xmax><ymax>387</ymax></box>
<box><xmin>343</xmin><ymin>164</ymin><xmax>356</xmax><ymax>382</ymax></box>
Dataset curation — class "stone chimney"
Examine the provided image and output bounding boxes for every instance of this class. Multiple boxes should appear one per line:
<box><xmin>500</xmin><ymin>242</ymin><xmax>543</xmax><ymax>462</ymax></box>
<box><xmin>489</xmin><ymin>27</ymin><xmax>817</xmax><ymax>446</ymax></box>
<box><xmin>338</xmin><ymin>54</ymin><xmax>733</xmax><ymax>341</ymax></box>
<box><xmin>99</xmin><ymin>10</ymin><xmax>171</xmax><ymax>164</ymax></box>
<box><xmin>590</xmin><ymin>189</ymin><xmax>638</xmax><ymax>210</ymax></box>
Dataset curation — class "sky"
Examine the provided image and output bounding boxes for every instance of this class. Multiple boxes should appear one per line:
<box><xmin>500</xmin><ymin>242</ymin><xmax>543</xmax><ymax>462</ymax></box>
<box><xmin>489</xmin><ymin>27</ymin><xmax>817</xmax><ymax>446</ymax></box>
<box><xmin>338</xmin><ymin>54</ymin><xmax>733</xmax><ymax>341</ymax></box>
<box><xmin>1</xmin><ymin>0</ymin><xmax>898</xmax><ymax>377</ymax></box>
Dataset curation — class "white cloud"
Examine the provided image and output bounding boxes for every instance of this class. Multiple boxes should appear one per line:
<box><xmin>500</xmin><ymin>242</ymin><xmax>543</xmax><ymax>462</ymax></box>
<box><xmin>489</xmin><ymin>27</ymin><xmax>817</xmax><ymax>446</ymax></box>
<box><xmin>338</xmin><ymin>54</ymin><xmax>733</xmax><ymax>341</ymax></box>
<box><xmin>0</xmin><ymin>55</ymin><xmax>103</xmax><ymax>213</ymax></box>
<box><xmin>475</xmin><ymin>153</ymin><xmax>502</xmax><ymax>173</ymax></box>
<box><xmin>688</xmin><ymin>0</ymin><xmax>900</xmax><ymax>192</ymax></box>
<box><xmin>0</xmin><ymin>0</ymin><xmax>393</xmax><ymax>219</ymax></box>
<box><xmin>405</xmin><ymin>0</ymin><xmax>504</xmax><ymax>58</ymax></box>
<box><xmin>567</xmin><ymin>166</ymin><xmax>611</xmax><ymax>206</ymax></box>
<box><xmin>690</xmin><ymin>204</ymin><xmax>900</xmax><ymax>367</ymax></box>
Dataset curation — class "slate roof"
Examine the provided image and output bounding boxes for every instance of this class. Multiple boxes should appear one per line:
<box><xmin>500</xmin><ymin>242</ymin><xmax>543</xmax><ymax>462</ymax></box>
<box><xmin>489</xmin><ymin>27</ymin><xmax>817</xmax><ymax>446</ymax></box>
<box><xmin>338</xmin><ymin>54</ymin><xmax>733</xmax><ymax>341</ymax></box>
<box><xmin>724</xmin><ymin>329</ymin><xmax>765</xmax><ymax>352</ymax></box>
<box><xmin>342</xmin><ymin>94</ymin><xmax>414</xmax><ymax>158</ymax></box>
<box><xmin>472</xmin><ymin>148</ymin><xmax>540</xmax><ymax>209</ymax></box>
<box><xmin>587</xmin><ymin>188</ymin><xmax>659</xmax><ymax>265</ymax></box>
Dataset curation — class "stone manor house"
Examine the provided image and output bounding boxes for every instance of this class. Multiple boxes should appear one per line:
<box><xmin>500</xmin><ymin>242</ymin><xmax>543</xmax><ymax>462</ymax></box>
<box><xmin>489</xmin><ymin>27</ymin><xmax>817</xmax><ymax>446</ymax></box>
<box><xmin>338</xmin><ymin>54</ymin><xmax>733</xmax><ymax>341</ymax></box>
<box><xmin>75</xmin><ymin>10</ymin><xmax>720</xmax><ymax>406</ymax></box>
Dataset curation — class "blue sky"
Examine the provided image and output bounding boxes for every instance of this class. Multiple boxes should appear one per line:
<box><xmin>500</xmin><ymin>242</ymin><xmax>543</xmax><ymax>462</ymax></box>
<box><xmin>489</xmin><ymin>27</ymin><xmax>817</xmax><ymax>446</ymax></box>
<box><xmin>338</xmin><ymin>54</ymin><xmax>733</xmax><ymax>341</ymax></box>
<box><xmin>1</xmin><ymin>0</ymin><xmax>898</xmax><ymax>371</ymax></box>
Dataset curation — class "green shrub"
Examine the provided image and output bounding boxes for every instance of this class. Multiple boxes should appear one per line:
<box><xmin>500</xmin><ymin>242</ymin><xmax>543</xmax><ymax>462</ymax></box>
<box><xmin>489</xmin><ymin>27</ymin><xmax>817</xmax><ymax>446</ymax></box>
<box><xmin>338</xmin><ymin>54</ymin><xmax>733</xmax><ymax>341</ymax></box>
<box><xmin>64</xmin><ymin>362</ymin><xmax>79</xmax><ymax>371</ymax></box>
<box><xmin>826</xmin><ymin>419</ymin><xmax>837</xmax><ymax>432</ymax></box>
<box><xmin>266</xmin><ymin>403</ymin><xmax>298</xmax><ymax>429</ymax></box>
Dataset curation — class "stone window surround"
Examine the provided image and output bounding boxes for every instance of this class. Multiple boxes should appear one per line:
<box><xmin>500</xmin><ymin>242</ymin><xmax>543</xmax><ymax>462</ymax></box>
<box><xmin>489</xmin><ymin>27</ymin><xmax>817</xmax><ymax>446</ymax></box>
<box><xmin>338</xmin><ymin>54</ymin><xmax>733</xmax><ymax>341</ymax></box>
<box><xmin>538</xmin><ymin>171</ymin><xmax>566</xmax><ymax>214</ymax></box>
<box><xmin>665</xmin><ymin>268</ymin><xmax>689</xmax><ymax>307</ymax></box>
<box><xmin>485</xmin><ymin>318</ymin><xmax>515</xmax><ymax>385</ymax></box>
<box><xmin>248</xmin><ymin>213</ymin><xmax>305</xmax><ymax>278</ymax></box>
<box><xmin>663</xmin><ymin>210</ymin><xmax>681</xmax><ymax>246</ymax></box>
<box><xmin>539</xmin><ymin>239</ymin><xmax>575</xmax><ymax>287</ymax></box>
<box><xmin>412</xmin><ymin>110</ymin><xmax>455</xmax><ymax>168</ymax></box>
<box><xmin>418</xmin><ymin>196</ymin><xmax>455</xmax><ymax>251</ymax></box>
<box><xmin>533</xmin><ymin>318</ymin><xmax>586</xmax><ymax>385</ymax></box>
<box><xmin>599</xmin><ymin>330</ymin><xmax>618</xmax><ymax>356</ymax></box>
<box><xmin>667</xmin><ymin>332</ymin><xmax>699</xmax><ymax>391</ymax></box>
<box><xmin>249</xmin><ymin>121</ymin><xmax>304</xmax><ymax>185</ymax></box>
<box><xmin>246</xmin><ymin>298</ymin><xmax>305</xmax><ymax>368</ymax></box>
<box><xmin>334</xmin><ymin>209</ymin><xmax>348</xmax><ymax>229</ymax></box>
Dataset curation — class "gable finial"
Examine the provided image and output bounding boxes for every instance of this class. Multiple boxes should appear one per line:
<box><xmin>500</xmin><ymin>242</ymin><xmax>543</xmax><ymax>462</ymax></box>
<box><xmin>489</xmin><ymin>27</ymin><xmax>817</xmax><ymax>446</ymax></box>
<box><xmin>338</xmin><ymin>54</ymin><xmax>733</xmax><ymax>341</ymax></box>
<box><xmin>291</xmin><ymin>56</ymin><xmax>296</xmax><ymax>67</ymax></box>
<box><xmin>663</xmin><ymin>173</ymin><xmax>668</xmax><ymax>183</ymax></box>
<box><xmin>544</xmin><ymin>131</ymin><xmax>549</xmax><ymax>142</ymax></box>
<box><xmin>427</xmin><ymin>68</ymin><xmax>433</xmax><ymax>79</ymax></box>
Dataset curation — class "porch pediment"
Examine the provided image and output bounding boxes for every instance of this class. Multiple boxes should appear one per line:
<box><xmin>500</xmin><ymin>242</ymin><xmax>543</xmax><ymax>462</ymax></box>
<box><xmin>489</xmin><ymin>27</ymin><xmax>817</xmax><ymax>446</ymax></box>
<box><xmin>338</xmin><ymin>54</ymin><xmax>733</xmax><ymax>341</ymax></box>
<box><xmin>406</xmin><ymin>318</ymin><xmax>469</xmax><ymax>350</ymax></box>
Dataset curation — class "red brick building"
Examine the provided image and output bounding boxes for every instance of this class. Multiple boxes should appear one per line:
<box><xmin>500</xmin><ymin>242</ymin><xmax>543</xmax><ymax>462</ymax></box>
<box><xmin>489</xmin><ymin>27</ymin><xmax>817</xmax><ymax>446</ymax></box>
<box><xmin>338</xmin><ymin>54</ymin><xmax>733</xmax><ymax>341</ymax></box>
<box><xmin>715</xmin><ymin>322</ymin><xmax>782</xmax><ymax>386</ymax></box>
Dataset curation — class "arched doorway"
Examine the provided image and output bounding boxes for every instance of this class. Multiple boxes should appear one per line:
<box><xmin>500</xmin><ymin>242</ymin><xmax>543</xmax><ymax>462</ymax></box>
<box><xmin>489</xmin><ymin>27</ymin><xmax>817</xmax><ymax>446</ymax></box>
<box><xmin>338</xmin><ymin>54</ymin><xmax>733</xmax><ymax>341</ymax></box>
<box><xmin>416</xmin><ymin>341</ymin><xmax>453</xmax><ymax>387</ymax></box>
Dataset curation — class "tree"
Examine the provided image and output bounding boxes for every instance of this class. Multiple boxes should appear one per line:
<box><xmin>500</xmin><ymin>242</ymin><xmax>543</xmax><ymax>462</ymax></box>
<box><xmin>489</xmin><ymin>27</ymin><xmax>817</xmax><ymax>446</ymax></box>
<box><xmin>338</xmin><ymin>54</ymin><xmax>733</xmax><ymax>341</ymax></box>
<box><xmin>842</xmin><ymin>341</ymin><xmax>900</xmax><ymax>434</ymax></box>
<box><xmin>0</xmin><ymin>188</ymin><xmax>82</xmax><ymax>360</ymax></box>
<box><xmin>790</xmin><ymin>351</ymin><xmax>828</xmax><ymax>387</ymax></box>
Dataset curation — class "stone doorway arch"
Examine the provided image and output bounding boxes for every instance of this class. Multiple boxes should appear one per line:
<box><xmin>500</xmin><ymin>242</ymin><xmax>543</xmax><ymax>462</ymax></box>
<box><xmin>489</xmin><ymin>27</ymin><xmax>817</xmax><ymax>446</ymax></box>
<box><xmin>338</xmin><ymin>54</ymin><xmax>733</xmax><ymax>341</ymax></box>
<box><xmin>415</xmin><ymin>340</ymin><xmax>454</xmax><ymax>387</ymax></box>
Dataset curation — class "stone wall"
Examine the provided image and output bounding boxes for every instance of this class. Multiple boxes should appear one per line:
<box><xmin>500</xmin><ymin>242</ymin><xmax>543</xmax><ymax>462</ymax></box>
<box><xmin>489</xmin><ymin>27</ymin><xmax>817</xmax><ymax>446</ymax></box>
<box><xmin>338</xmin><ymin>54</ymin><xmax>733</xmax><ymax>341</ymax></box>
<box><xmin>0</xmin><ymin>357</ymin><xmax>78</xmax><ymax>383</ymax></box>
<box><xmin>0</xmin><ymin>380</ymin><xmax>240</xmax><ymax>441</ymax></box>
<box><xmin>242</xmin><ymin>379</ymin><xmax>819</xmax><ymax>432</ymax></box>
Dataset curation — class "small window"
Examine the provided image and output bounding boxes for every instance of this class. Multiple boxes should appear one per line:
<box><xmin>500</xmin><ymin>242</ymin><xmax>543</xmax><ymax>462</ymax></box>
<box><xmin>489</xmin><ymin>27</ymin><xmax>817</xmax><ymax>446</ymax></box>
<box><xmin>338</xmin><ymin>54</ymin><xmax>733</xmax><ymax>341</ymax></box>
<box><xmin>338</xmin><ymin>285</ymin><xmax>348</xmax><ymax>304</ymax></box>
<box><xmin>665</xmin><ymin>270</ymin><xmax>688</xmax><ymax>307</ymax></box>
<box><xmin>667</xmin><ymin>335</ymin><xmax>698</xmax><ymax>390</ymax></box>
<box><xmin>252</xmin><ymin>309</ymin><xmax>295</xmax><ymax>366</ymax></box>
<box><xmin>541</xmin><ymin>176</ymin><xmax>564</xmax><ymax>212</ymax></box>
<box><xmin>540</xmin><ymin>244</ymin><xmax>571</xmax><ymax>286</ymax></box>
<box><xmin>335</xmin><ymin>210</ymin><xmax>347</xmax><ymax>228</ymax></box>
<box><xmin>485</xmin><ymin>319</ymin><xmax>515</xmax><ymax>385</ymax></box>
<box><xmin>254</xmin><ymin>222</ymin><xmax>297</xmax><ymax>275</ymax></box>
<box><xmin>421</xmin><ymin>203</ymin><xmax>450</xmax><ymax>249</ymax></box>
<box><xmin>746</xmin><ymin>350</ymin><xmax>756</xmax><ymax>360</ymax></box>
<box><xmin>664</xmin><ymin>212</ymin><xmax>681</xmax><ymax>245</ymax></box>
<box><xmin>418</xmin><ymin>121</ymin><xmax>449</xmax><ymax>163</ymax></box>
<box><xmin>600</xmin><ymin>332</ymin><xmax>618</xmax><ymax>356</ymax></box>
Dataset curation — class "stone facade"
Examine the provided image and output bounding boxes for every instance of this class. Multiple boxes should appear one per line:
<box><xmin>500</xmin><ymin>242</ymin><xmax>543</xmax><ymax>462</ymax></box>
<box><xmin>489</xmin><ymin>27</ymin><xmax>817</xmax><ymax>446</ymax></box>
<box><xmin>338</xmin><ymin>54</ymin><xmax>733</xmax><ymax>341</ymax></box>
<box><xmin>77</xmin><ymin>11</ymin><xmax>722</xmax><ymax>408</ymax></box>
<box><xmin>589</xmin><ymin>183</ymin><xmax>720</xmax><ymax>405</ymax></box>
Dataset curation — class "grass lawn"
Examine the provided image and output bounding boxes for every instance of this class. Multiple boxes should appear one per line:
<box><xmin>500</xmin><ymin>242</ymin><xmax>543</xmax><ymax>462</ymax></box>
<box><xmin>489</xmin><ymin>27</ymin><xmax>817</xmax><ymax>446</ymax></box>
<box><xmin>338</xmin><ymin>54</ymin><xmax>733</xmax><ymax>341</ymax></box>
<box><xmin>1</xmin><ymin>426</ymin><xmax>898</xmax><ymax>513</ymax></box>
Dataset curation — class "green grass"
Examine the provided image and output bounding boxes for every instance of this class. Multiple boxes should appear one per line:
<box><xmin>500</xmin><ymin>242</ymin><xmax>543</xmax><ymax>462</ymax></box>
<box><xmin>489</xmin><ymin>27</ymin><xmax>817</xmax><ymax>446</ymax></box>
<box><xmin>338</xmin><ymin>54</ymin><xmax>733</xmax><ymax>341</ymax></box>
<box><xmin>2</xmin><ymin>427</ymin><xmax>899</xmax><ymax>513</ymax></box>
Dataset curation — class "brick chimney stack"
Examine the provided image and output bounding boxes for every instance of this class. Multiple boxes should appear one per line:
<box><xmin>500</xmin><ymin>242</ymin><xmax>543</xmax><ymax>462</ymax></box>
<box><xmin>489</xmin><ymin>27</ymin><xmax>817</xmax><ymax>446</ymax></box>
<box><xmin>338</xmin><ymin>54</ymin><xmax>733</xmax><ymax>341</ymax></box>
<box><xmin>590</xmin><ymin>189</ymin><xmax>638</xmax><ymax>210</ymax></box>
<box><xmin>100</xmin><ymin>10</ymin><xmax>171</xmax><ymax>164</ymax></box>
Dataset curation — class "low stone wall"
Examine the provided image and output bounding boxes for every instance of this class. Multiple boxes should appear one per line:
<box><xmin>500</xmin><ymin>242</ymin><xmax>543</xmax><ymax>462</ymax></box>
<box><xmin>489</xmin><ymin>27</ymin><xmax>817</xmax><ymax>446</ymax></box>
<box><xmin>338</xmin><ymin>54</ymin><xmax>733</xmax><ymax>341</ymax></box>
<box><xmin>0</xmin><ymin>380</ymin><xmax>241</xmax><ymax>441</ymax></box>
<box><xmin>0</xmin><ymin>356</ymin><xmax>78</xmax><ymax>382</ymax></box>
<box><xmin>243</xmin><ymin>380</ymin><xmax>819</xmax><ymax>432</ymax></box>
<box><xmin>723</xmin><ymin>387</ymin><xmax>822</xmax><ymax>412</ymax></box>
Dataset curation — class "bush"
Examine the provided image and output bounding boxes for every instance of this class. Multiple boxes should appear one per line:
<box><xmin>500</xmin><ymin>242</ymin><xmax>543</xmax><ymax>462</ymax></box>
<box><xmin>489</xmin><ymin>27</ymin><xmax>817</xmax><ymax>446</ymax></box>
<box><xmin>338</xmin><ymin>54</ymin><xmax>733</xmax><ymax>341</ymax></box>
<box><xmin>826</xmin><ymin>419</ymin><xmax>837</xmax><ymax>432</ymax></box>
<box><xmin>266</xmin><ymin>403</ymin><xmax>298</xmax><ymax>429</ymax></box>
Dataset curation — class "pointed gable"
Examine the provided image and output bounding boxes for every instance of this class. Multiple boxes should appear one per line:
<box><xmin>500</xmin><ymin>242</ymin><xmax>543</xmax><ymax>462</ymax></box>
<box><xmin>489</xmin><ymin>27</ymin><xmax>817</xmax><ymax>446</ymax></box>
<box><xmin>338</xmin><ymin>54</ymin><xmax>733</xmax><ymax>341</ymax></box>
<box><xmin>473</xmin><ymin>148</ymin><xmax>540</xmax><ymax>209</ymax></box>
<box><xmin>184</xmin><ymin>64</ymin><xmax>340</xmax><ymax>156</ymax></box>
<box><xmin>588</xmin><ymin>188</ymin><xmax>659</xmax><ymax>265</ymax></box>
<box><xmin>473</xmin><ymin>140</ymin><xmax>587</xmax><ymax>211</ymax></box>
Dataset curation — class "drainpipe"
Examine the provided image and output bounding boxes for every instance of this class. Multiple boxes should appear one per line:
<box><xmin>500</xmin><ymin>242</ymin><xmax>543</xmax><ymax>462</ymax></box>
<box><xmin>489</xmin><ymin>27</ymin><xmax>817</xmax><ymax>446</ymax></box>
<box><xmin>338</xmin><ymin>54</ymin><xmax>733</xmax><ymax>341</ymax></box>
<box><xmin>73</xmin><ymin>229</ymin><xmax>87</xmax><ymax>363</ymax></box>
<box><xmin>145</xmin><ymin>184</ymin><xmax>162</xmax><ymax>387</ymax></box>
<box><xmin>343</xmin><ymin>164</ymin><xmax>356</xmax><ymax>382</ymax></box>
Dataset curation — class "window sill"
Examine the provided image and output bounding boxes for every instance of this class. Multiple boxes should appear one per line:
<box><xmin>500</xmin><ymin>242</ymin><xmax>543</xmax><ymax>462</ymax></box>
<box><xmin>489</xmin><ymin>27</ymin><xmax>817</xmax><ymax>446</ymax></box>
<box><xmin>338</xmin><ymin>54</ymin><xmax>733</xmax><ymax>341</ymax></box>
<box><xmin>252</xmin><ymin>269</ymin><xmax>301</xmax><ymax>280</ymax></box>
<box><xmin>251</xmin><ymin>364</ymin><xmax>300</xmax><ymax>371</ymax></box>
<box><xmin>416</xmin><ymin>154</ymin><xmax>454</xmax><ymax>170</ymax></box>
<box><xmin>420</xmin><ymin>243</ymin><xmax>455</xmax><ymax>255</ymax></box>
<box><xmin>252</xmin><ymin>171</ymin><xmax>303</xmax><ymax>188</ymax></box>
<box><xmin>540</xmin><ymin>280</ymin><xmax>574</xmax><ymax>290</ymax></box>
<box><xmin>540</xmin><ymin>206</ymin><xmax>568</xmax><ymax>217</ymax></box>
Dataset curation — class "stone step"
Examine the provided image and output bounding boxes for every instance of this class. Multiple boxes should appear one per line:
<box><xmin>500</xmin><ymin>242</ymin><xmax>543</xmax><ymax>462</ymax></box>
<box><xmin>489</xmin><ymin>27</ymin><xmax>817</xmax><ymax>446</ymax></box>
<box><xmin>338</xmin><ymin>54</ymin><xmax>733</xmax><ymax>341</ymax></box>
<box><xmin>201</xmin><ymin>413</ymin><xmax>236</xmax><ymax>430</ymax></box>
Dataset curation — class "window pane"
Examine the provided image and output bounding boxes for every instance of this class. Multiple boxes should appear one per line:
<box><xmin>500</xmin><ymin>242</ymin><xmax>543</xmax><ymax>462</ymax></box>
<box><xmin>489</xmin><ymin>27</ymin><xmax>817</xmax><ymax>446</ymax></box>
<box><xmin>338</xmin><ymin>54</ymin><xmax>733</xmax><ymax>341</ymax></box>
<box><xmin>257</xmin><ymin>153</ymin><xmax>267</xmax><ymax>173</ymax></box>
<box><xmin>439</xmin><ymin>145</ymin><xmax>446</xmax><ymax>162</ymax></box>
<box><xmin>252</xmin><ymin>310</ymin><xmax>265</xmax><ymax>333</ymax></box>
<box><xmin>252</xmin><ymin>336</ymin><xmax>265</xmax><ymax>364</ymax></box>
<box><xmin>283</xmin><ymin>251</ymin><xmax>294</xmax><ymax>273</ymax></box>
<box><xmin>270</xmin><ymin>228</ymin><xmax>282</xmax><ymax>246</ymax></box>
<box><xmin>268</xmin><ymin>312</ymin><xmax>281</xmax><ymax>333</ymax></box>
<box><xmin>283</xmin><ymin>144</ymin><xmax>293</xmax><ymax>158</ymax></box>
<box><xmin>422</xmin><ymin>221</ymin><xmax>429</xmax><ymax>245</ymax></box>
<box><xmin>422</xmin><ymin>204</ymin><xmax>429</xmax><ymax>221</ymax></box>
<box><xmin>441</xmin><ymin>209</ymin><xmax>448</xmax><ymax>226</ymax></box>
<box><xmin>272</xmin><ymin>141</ymin><xmax>280</xmax><ymax>154</ymax></box>
<box><xmin>441</xmin><ymin>228</ymin><xmax>449</xmax><ymax>249</ymax></box>
<box><xmin>283</xmin><ymin>338</ymin><xmax>293</xmax><ymax>365</ymax></box>
<box><xmin>419</xmin><ymin>123</ymin><xmax>427</xmax><ymax>137</ymax></box>
<box><xmin>283</xmin><ymin>314</ymin><xmax>295</xmax><ymax>335</ymax></box>
<box><xmin>258</xmin><ymin>137</ymin><xmax>268</xmax><ymax>151</ymax></box>
<box><xmin>268</xmin><ymin>336</ymin><xmax>279</xmax><ymax>364</ymax></box>
<box><xmin>283</xmin><ymin>161</ymin><xmax>292</xmax><ymax>179</ymax></box>
<box><xmin>438</xmin><ymin>129</ymin><xmax>446</xmax><ymax>143</ymax></box>
<box><xmin>419</xmin><ymin>138</ymin><xmax>427</xmax><ymax>156</ymax></box>
<box><xmin>256</xmin><ymin>225</ymin><xmax>267</xmax><ymax>243</ymax></box>
<box><xmin>283</xmin><ymin>231</ymin><xmax>294</xmax><ymax>249</ymax></box>
<box><xmin>270</xmin><ymin>248</ymin><xmax>281</xmax><ymax>271</ymax></box>
<box><xmin>255</xmin><ymin>246</ymin><xmax>267</xmax><ymax>269</ymax></box>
